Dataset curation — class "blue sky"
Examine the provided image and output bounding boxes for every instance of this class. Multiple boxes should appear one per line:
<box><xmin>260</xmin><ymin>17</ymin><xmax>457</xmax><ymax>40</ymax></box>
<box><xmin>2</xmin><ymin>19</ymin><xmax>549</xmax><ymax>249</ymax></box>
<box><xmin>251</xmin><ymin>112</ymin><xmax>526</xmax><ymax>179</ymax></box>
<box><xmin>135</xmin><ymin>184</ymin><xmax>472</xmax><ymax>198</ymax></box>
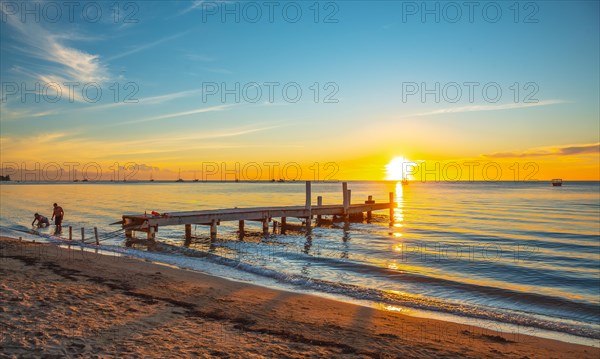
<box><xmin>1</xmin><ymin>1</ymin><xmax>599</xmax><ymax>179</ymax></box>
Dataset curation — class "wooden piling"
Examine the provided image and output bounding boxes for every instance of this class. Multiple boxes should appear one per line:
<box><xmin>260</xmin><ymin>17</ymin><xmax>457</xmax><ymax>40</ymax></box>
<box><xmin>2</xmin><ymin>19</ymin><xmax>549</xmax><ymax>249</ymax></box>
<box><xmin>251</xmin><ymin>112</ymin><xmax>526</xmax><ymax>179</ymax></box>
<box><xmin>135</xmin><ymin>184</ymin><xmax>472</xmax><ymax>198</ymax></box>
<box><xmin>185</xmin><ymin>224</ymin><xmax>192</xmax><ymax>241</ymax></box>
<box><xmin>366</xmin><ymin>195</ymin><xmax>374</xmax><ymax>222</ymax></box>
<box><xmin>81</xmin><ymin>227</ymin><xmax>85</xmax><ymax>243</ymax></box>
<box><xmin>281</xmin><ymin>217</ymin><xmax>287</xmax><ymax>234</ymax></box>
<box><xmin>305</xmin><ymin>181</ymin><xmax>312</xmax><ymax>211</ymax></box>
<box><xmin>148</xmin><ymin>226</ymin><xmax>156</xmax><ymax>241</ymax></box>
<box><xmin>210</xmin><ymin>220</ymin><xmax>217</xmax><ymax>240</ymax></box>
<box><xmin>238</xmin><ymin>220</ymin><xmax>245</xmax><ymax>238</ymax></box>
<box><xmin>316</xmin><ymin>196</ymin><xmax>323</xmax><ymax>224</ymax></box>
<box><xmin>262</xmin><ymin>218</ymin><xmax>269</xmax><ymax>235</ymax></box>
<box><xmin>94</xmin><ymin>227</ymin><xmax>99</xmax><ymax>245</ymax></box>
<box><xmin>342</xmin><ymin>182</ymin><xmax>349</xmax><ymax>222</ymax></box>
<box><xmin>69</xmin><ymin>226</ymin><xmax>73</xmax><ymax>241</ymax></box>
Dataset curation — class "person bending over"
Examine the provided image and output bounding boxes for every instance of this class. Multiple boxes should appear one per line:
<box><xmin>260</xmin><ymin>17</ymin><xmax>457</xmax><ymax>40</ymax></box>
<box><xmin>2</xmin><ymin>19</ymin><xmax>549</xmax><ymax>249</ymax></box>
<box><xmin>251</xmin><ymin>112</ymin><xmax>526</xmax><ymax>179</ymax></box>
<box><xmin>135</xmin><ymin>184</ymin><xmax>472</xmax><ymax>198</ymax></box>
<box><xmin>32</xmin><ymin>213</ymin><xmax>50</xmax><ymax>228</ymax></box>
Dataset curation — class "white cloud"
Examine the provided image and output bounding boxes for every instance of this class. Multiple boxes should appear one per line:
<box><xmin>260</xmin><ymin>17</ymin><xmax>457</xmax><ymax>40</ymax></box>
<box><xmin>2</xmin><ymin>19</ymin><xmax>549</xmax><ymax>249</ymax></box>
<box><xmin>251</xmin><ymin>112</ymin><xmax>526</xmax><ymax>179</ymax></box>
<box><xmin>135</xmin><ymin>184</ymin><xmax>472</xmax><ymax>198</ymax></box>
<box><xmin>410</xmin><ymin>100</ymin><xmax>566</xmax><ymax>117</ymax></box>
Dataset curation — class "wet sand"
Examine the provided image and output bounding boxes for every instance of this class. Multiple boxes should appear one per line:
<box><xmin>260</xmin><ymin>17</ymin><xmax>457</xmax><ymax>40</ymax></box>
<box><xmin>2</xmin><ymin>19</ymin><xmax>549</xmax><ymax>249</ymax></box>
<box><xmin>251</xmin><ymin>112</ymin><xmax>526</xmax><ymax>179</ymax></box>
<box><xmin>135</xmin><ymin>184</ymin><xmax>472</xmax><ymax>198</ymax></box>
<box><xmin>1</xmin><ymin>237</ymin><xmax>598</xmax><ymax>358</ymax></box>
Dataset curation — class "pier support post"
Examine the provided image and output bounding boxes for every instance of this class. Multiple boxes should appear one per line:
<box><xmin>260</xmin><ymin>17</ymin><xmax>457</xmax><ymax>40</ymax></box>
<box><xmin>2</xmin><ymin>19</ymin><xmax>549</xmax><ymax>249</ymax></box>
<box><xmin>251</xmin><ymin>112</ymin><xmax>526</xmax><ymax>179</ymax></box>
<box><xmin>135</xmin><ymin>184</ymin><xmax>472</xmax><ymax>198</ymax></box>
<box><xmin>389</xmin><ymin>192</ymin><xmax>395</xmax><ymax>226</ymax></box>
<box><xmin>94</xmin><ymin>227</ymin><xmax>99</xmax><ymax>245</ymax></box>
<box><xmin>185</xmin><ymin>224</ymin><xmax>192</xmax><ymax>242</ymax></box>
<box><xmin>262</xmin><ymin>218</ymin><xmax>269</xmax><ymax>235</ymax></box>
<box><xmin>281</xmin><ymin>217</ymin><xmax>287</xmax><ymax>234</ymax></box>
<box><xmin>69</xmin><ymin>226</ymin><xmax>72</xmax><ymax>241</ymax></box>
<box><xmin>366</xmin><ymin>195</ymin><xmax>374</xmax><ymax>223</ymax></box>
<box><xmin>81</xmin><ymin>228</ymin><xmax>85</xmax><ymax>243</ymax></box>
<box><xmin>305</xmin><ymin>181</ymin><xmax>313</xmax><ymax>232</ymax></box>
<box><xmin>342</xmin><ymin>182</ymin><xmax>349</xmax><ymax>223</ymax></box>
<box><xmin>238</xmin><ymin>220</ymin><xmax>245</xmax><ymax>239</ymax></box>
<box><xmin>305</xmin><ymin>181</ymin><xmax>312</xmax><ymax>210</ymax></box>
<box><xmin>316</xmin><ymin>196</ymin><xmax>322</xmax><ymax>225</ymax></box>
<box><xmin>210</xmin><ymin>220</ymin><xmax>217</xmax><ymax>240</ymax></box>
<box><xmin>147</xmin><ymin>226</ymin><xmax>156</xmax><ymax>242</ymax></box>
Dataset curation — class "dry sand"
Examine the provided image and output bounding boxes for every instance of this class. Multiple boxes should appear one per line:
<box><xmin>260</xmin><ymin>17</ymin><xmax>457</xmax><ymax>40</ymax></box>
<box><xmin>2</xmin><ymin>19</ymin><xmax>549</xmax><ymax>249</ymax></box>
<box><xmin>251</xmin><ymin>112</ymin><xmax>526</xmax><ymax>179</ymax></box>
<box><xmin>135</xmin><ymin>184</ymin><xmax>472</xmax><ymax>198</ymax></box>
<box><xmin>1</xmin><ymin>237</ymin><xmax>598</xmax><ymax>358</ymax></box>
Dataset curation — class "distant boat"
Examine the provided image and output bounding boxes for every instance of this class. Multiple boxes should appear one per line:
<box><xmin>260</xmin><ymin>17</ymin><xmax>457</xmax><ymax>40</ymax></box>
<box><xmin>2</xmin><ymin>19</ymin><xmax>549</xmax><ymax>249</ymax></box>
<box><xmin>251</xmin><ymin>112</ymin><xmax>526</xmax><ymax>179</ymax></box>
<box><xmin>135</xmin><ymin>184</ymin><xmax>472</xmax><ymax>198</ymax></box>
<box><xmin>193</xmin><ymin>171</ymin><xmax>199</xmax><ymax>182</ymax></box>
<box><xmin>176</xmin><ymin>169</ymin><xmax>184</xmax><ymax>182</ymax></box>
<box><xmin>551</xmin><ymin>179</ymin><xmax>563</xmax><ymax>187</ymax></box>
<box><xmin>277</xmin><ymin>179</ymin><xmax>285</xmax><ymax>183</ymax></box>
<box><xmin>82</xmin><ymin>178</ymin><xmax>89</xmax><ymax>182</ymax></box>
<box><xmin>73</xmin><ymin>179</ymin><xmax>79</xmax><ymax>182</ymax></box>
<box><xmin>401</xmin><ymin>178</ymin><xmax>409</xmax><ymax>186</ymax></box>
<box><xmin>150</xmin><ymin>172</ymin><xmax>154</xmax><ymax>182</ymax></box>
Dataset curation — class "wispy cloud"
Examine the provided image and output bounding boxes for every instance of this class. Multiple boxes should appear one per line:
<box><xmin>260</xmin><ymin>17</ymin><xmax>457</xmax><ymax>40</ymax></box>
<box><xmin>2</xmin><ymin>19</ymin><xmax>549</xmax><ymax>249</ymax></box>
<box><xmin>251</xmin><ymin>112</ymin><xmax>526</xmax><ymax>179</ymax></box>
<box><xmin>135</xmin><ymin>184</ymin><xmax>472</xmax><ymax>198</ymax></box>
<box><xmin>410</xmin><ymin>100</ymin><xmax>566</xmax><ymax>117</ymax></box>
<box><xmin>114</xmin><ymin>104</ymin><xmax>232</xmax><ymax>126</ymax></box>
<box><xmin>484</xmin><ymin>142</ymin><xmax>600</xmax><ymax>158</ymax></box>
<box><xmin>176</xmin><ymin>0</ymin><xmax>227</xmax><ymax>16</ymax></box>
<box><xmin>107</xmin><ymin>31</ymin><xmax>189</xmax><ymax>61</ymax></box>
<box><xmin>1</xmin><ymin>8</ymin><xmax>109</xmax><ymax>102</ymax></box>
<box><xmin>179</xmin><ymin>0</ymin><xmax>208</xmax><ymax>15</ymax></box>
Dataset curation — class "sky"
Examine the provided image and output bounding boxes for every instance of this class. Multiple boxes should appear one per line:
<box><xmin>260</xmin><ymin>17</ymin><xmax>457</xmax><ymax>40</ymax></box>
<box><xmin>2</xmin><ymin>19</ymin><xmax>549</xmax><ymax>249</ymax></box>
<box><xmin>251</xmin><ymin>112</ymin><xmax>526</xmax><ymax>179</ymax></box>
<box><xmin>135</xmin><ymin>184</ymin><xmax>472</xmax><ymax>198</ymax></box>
<box><xmin>1</xmin><ymin>0</ymin><xmax>599</xmax><ymax>181</ymax></box>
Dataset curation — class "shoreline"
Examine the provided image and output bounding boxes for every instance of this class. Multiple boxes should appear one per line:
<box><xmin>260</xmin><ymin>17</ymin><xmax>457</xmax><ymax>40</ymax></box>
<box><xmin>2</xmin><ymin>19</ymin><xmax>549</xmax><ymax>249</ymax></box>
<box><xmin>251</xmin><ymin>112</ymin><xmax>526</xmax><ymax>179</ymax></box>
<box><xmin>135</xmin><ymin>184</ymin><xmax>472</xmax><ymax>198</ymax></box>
<box><xmin>1</xmin><ymin>236</ymin><xmax>598</xmax><ymax>358</ymax></box>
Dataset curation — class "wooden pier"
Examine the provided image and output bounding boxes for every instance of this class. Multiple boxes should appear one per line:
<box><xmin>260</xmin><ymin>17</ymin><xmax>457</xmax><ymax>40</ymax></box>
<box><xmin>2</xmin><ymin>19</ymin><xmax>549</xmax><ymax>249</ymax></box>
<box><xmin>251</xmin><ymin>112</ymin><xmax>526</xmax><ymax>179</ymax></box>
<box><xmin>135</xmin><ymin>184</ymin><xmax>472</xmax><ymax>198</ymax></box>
<box><xmin>121</xmin><ymin>182</ymin><xmax>395</xmax><ymax>244</ymax></box>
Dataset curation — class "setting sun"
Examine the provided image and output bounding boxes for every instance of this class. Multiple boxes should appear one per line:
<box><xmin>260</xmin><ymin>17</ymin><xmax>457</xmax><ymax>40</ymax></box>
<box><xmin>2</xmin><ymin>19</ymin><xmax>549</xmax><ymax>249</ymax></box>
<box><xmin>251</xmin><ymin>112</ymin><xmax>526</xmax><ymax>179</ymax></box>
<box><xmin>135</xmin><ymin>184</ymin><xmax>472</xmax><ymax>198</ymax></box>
<box><xmin>385</xmin><ymin>157</ymin><xmax>416</xmax><ymax>181</ymax></box>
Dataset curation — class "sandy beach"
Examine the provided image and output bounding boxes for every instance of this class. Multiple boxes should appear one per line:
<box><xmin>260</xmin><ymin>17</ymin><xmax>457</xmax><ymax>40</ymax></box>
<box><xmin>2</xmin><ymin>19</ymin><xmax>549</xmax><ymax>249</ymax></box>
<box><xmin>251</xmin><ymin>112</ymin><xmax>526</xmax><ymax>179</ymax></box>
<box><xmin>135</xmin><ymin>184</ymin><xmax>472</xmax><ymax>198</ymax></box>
<box><xmin>0</xmin><ymin>237</ymin><xmax>597</xmax><ymax>358</ymax></box>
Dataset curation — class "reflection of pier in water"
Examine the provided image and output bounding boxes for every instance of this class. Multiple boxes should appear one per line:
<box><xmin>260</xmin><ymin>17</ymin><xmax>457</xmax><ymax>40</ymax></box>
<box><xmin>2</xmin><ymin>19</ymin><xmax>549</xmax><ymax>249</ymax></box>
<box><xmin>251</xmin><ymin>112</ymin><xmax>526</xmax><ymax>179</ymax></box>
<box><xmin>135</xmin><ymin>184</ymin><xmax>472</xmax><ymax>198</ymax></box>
<box><xmin>119</xmin><ymin>181</ymin><xmax>395</xmax><ymax>247</ymax></box>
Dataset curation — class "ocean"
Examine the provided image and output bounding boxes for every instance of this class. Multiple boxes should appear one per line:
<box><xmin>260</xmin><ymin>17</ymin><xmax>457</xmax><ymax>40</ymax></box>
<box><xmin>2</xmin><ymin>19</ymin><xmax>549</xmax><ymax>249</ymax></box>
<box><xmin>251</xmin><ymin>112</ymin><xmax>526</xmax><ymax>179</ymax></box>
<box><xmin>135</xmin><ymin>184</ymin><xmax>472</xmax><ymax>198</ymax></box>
<box><xmin>1</xmin><ymin>180</ymin><xmax>598</xmax><ymax>345</ymax></box>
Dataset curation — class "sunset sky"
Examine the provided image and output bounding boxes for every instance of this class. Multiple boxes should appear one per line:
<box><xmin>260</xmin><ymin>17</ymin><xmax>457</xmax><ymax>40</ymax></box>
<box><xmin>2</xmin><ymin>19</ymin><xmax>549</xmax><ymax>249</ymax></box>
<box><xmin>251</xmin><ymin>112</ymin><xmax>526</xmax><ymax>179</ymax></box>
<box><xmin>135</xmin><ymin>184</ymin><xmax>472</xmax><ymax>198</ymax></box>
<box><xmin>1</xmin><ymin>1</ymin><xmax>598</xmax><ymax>180</ymax></box>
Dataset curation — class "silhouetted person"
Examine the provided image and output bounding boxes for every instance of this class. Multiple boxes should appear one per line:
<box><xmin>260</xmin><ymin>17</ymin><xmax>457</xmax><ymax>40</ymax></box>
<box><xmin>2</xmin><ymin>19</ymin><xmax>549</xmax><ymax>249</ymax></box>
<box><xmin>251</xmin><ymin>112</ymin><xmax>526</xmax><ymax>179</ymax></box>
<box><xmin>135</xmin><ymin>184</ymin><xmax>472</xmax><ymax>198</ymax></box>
<box><xmin>51</xmin><ymin>203</ymin><xmax>64</xmax><ymax>233</ymax></box>
<box><xmin>32</xmin><ymin>213</ymin><xmax>49</xmax><ymax>228</ymax></box>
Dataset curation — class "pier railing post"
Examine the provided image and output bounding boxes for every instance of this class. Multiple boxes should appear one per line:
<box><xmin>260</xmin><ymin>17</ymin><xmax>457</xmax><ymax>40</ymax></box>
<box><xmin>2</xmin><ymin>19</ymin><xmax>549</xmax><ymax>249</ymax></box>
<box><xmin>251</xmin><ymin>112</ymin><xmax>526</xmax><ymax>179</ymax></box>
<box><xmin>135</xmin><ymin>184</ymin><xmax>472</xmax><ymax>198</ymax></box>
<box><xmin>81</xmin><ymin>227</ymin><xmax>85</xmax><ymax>243</ymax></box>
<box><xmin>94</xmin><ymin>227</ymin><xmax>99</xmax><ymax>245</ymax></box>
<box><xmin>69</xmin><ymin>226</ymin><xmax>72</xmax><ymax>241</ymax></box>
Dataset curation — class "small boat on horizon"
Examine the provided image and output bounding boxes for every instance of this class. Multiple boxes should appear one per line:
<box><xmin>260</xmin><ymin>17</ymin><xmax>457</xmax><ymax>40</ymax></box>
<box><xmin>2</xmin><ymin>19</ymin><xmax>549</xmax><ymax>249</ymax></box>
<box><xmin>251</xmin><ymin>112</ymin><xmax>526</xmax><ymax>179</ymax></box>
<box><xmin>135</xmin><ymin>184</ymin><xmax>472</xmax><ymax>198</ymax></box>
<box><xmin>176</xmin><ymin>169</ymin><xmax>184</xmax><ymax>182</ymax></box>
<box><xmin>552</xmin><ymin>179</ymin><xmax>563</xmax><ymax>186</ymax></box>
<box><xmin>401</xmin><ymin>178</ymin><xmax>409</xmax><ymax>186</ymax></box>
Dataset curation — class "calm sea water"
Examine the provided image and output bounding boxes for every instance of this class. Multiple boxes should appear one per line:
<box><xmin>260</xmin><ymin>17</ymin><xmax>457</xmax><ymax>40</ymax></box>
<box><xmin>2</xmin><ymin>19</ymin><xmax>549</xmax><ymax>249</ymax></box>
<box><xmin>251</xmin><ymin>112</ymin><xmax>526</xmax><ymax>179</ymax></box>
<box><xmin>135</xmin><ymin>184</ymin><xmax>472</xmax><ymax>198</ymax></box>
<box><xmin>1</xmin><ymin>181</ymin><xmax>599</xmax><ymax>342</ymax></box>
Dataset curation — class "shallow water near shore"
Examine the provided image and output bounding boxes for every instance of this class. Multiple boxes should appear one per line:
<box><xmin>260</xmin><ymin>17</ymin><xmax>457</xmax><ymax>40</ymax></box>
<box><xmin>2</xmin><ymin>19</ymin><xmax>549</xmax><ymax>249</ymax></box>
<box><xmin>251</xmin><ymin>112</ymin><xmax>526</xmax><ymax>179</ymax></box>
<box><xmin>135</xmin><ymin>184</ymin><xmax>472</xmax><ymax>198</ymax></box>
<box><xmin>1</xmin><ymin>180</ymin><xmax>599</xmax><ymax>344</ymax></box>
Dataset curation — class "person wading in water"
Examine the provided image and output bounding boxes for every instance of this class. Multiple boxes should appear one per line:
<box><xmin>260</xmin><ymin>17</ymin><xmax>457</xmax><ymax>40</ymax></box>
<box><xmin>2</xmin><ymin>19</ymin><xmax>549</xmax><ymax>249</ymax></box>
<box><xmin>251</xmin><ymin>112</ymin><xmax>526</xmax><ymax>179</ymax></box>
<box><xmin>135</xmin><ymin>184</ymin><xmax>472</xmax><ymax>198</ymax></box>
<box><xmin>51</xmin><ymin>203</ymin><xmax>64</xmax><ymax>234</ymax></box>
